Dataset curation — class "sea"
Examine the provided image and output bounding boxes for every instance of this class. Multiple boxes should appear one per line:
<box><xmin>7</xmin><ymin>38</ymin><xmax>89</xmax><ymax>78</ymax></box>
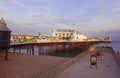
<box><xmin>91</xmin><ymin>41</ymin><xmax>120</xmax><ymax>53</ymax></box>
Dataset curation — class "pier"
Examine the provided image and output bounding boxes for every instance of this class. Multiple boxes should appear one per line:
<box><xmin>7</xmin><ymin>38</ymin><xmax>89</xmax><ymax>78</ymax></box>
<box><xmin>10</xmin><ymin>41</ymin><xmax>100</xmax><ymax>57</ymax></box>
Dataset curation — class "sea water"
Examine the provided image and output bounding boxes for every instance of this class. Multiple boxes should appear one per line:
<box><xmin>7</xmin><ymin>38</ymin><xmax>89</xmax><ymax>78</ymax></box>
<box><xmin>91</xmin><ymin>41</ymin><xmax>120</xmax><ymax>53</ymax></box>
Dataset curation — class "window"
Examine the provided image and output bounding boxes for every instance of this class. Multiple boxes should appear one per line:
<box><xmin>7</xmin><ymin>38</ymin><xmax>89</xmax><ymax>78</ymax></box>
<box><xmin>67</xmin><ymin>33</ymin><xmax>69</xmax><ymax>36</ymax></box>
<box><xmin>56</xmin><ymin>33</ymin><xmax>57</xmax><ymax>36</ymax></box>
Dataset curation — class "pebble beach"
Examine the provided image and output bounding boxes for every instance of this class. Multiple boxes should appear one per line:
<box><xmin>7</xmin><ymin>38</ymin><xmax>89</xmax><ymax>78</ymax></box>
<box><xmin>0</xmin><ymin>52</ymin><xmax>70</xmax><ymax>78</ymax></box>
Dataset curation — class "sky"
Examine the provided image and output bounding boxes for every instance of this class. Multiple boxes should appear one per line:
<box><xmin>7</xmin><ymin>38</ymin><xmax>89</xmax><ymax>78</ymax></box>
<box><xmin>0</xmin><ymin>0</ymin><xmax>120</xmax><ymax>41</ymax></box>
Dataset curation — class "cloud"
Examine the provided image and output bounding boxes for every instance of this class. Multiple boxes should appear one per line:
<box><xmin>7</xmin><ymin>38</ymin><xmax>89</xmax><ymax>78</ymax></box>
<box><xmin>0</xmin><ymin>0</ymin><xmax>120</xmax><ymax>41</ymax></box>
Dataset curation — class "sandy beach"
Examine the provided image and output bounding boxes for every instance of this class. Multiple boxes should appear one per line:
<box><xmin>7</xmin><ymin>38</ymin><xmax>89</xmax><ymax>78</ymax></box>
<box><xmin>0</xmin><ymin>52</ymin><xmax>70</xmax><ymax>78</ymax></box>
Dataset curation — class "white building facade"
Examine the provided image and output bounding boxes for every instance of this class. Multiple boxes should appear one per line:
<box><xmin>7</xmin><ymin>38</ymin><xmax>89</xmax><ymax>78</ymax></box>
<box><xmin>52</xmin><ymin>29</ymin><xmax>87</xmax><ymax>41</ymax></box>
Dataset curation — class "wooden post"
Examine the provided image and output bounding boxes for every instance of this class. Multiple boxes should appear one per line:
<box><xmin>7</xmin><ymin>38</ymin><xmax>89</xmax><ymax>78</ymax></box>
<box><xmin>5</xmin><ymin>48</ymin><xmax>8</xmax><ymax>61</ymax></box>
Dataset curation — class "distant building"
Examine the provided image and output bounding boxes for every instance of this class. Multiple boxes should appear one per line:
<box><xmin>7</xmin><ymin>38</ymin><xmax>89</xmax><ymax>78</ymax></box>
<box><xmin>88</xmin><ymin>38</ymin><xmax>101</xmax><ymax>41</ymax></box>
<box><xmin>37</xmin><ymin>32</ymin><xmax>50</xmax><ymax>42</ymax></box>
<box><xmin>103</xmin><ymin>37</ymin><xmax>112</xmax><ymax>42</ymax></box>
<box><xmin>37</xmin><ymin>32</ymin><xmax>58</xmax><ymax>42</ymax></box>
<box><xmin>11</xmin><ymin>34</ymin><xmax>37</xmax><ymax>43</ymax></box>
<box><xmin>52</xmin><ymin>29</ymin><xmax>87</xmax><ymax>41</ymax></box>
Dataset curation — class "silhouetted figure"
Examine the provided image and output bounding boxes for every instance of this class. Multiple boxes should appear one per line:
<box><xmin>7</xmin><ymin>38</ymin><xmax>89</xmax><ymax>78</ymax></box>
<box><xmin>117</xmin><ymin>51</ymin><xmax>119</xmax><ymax>55</ymax></box>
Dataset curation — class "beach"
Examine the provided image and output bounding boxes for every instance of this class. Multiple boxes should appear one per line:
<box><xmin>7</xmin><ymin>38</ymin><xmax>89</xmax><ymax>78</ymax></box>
<box><xmin>0</xmin><ymin>52</ymin><xmax>70</xmax><ymax>78</ymax></box>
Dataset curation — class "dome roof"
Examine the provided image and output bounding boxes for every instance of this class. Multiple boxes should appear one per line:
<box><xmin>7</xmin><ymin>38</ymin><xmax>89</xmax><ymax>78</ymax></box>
<box><xmin>0</xmin><ymin>18</ymin><xmax>11</xmax><ymax>31</ymax></box>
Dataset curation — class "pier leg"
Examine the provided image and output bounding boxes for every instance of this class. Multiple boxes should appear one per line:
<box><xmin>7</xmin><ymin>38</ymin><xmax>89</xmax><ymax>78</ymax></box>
<box><xmin>32</xmin><ymin>45</ymin><xmax>34</xmax><ymax>55</ymax></box>
<box><xmin>39</xmin><ymin>46</ymin><xmax>41</xmax><ymax>55</ymax></box>
<box><xmin>13</xmin><ymin>46</ymin><xmax>16</xmax><ymax>53</ymax></box>
<box><xmin>19</xmin><ymin>47</ymin><xmax>21</xmax><ymax>53</ymax></box>
<box><xmin>27</xmin><ymin>46</ymin><xmax>29</xmax><ymax>54</ymax></box>
<box><xmin>51</xmin><ymin>45</ymin><xmax>53</xmax><ymax>55</ymax></box>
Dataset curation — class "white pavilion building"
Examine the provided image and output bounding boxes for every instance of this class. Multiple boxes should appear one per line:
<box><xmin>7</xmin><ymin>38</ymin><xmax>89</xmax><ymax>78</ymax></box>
<box><xmin>52</xmin><ymin>29</ymin><xmax>87</xmax><ymax>41</ymax></box>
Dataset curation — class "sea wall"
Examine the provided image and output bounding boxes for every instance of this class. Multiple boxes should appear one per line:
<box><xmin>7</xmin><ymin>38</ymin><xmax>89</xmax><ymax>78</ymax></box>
<box><xmin>38</xmin><ymin>46</ymin><xmax>120</xmax><ymax>78</ymax></box>
<box><xmin>115</xmin><ymin>54</ymin><xmax>120</xmax><ymax>66</ymax></box>
<box><xmin>38</xmin><ymin>50</ymin><xmax>90</xmax><ymax>78</ymax></box>
<box><xmin>110</xmin><ymin>47</ymin><xmax>120</xmax><ymax>66</ymax></box>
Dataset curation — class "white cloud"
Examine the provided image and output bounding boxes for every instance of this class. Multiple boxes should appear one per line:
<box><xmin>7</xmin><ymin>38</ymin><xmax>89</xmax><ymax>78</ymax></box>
<box><xmin>0</xmin><ymin>0</ymin><xmax>120</xmax><ymax>39</ymax></box>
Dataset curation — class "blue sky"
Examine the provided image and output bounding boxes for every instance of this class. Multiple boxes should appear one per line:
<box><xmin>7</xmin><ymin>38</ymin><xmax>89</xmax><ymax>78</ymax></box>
<box><xmin>0</xmin><ymin>0</ymin><xmax>120</xmax><ymax>41</ymax></box>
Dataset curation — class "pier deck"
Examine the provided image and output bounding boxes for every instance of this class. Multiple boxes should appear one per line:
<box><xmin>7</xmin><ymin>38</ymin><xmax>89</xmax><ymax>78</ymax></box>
<box><xmin>55</xmin><ymin>48</ymin><xmax>120</xmax><ymax>78</ymax></box>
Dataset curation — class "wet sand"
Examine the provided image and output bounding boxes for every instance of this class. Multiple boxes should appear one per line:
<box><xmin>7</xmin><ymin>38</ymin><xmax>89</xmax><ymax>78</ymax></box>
<box><xmin>0</xmin><ymin>52</ymin><xmax>70</xmax><ymax>78</ymax></box>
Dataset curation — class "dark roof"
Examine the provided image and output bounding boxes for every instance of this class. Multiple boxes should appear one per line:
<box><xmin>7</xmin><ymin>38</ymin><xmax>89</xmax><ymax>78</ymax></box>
<box><xmin>57</xmin><ymin>29</ymin><xmax>74</xmax><ymax>32</ymax></box>
<box><xmin>0</xmin><ymin>18</ymin><xmax>11</xmax><ymax>31</ymax></box>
